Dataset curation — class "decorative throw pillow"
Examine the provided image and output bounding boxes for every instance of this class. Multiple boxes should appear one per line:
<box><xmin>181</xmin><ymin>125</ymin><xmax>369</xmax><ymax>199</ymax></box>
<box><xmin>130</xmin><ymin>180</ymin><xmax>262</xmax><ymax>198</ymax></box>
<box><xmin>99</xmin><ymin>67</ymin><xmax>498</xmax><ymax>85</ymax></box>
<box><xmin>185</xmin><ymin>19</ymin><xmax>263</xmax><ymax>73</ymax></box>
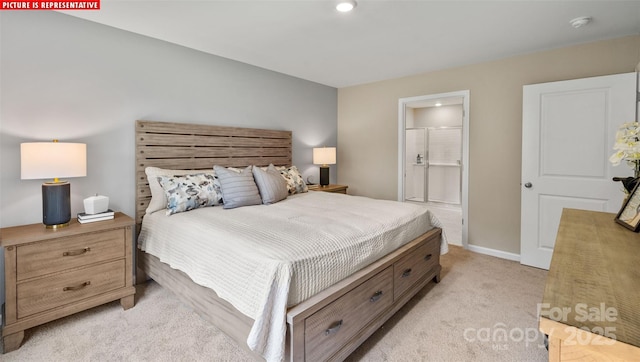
<box><xmin>253</xmin><ymin>164</ymin><xmax>288</xmax><ymax>204</ymax></box>
<box><xmin>144</xmin><ymin>167</ymin><xmax>221</xmax><ymax>215</ymax></box>
<box><xmin>213</xmin><ymin>165</ymin><xmax>263</xmax><ymax>209</ymax></box>
<box><xmin>279</xmin><ymin>165</ymin><xmax>308</xmax><ymax>194</ymax></box>
<box><xmin>157</xmin><ymin>173</ymin><xmax>222</xmax><ymax>215</ymax></box>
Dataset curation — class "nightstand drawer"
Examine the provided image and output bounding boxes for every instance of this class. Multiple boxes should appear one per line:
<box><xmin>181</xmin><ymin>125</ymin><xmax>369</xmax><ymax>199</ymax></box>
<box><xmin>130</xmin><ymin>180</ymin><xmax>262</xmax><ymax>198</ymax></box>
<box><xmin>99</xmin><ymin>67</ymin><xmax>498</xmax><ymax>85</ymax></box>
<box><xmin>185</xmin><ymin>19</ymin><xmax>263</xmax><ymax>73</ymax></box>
<box><xmin>1</xmin><ymin>212</ymin><xmax>135</xmax><ymax>353</ymax></box>
<box><xmin>16</xmin><ymin>228</ymin><xmax>125</xmax><ymax>281</ymax></box>
<box><xmin>16</xmin><ymin>259</ymin><xmax>125</xmax><ymax>319</ymax></box>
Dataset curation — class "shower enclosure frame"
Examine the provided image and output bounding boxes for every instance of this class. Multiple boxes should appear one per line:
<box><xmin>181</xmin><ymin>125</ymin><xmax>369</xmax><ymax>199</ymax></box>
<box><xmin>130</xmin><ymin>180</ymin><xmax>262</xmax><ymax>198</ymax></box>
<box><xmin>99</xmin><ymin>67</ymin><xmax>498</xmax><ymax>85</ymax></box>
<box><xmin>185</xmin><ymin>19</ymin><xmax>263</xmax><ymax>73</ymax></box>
<box><xmin>404</xmin><ymin>126</ymin><xmax>462</xmax><ymax>205</ymax></box>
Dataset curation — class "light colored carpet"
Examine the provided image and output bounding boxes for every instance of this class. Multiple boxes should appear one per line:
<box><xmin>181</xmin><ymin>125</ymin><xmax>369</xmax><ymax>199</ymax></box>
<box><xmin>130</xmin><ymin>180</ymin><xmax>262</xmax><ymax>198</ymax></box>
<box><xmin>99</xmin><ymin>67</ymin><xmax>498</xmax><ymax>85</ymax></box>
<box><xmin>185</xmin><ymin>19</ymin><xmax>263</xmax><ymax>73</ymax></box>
<box><xmin>1</xmin><ymin>246</ymin><xmax>549</xmax><ymax>361</ymax></box>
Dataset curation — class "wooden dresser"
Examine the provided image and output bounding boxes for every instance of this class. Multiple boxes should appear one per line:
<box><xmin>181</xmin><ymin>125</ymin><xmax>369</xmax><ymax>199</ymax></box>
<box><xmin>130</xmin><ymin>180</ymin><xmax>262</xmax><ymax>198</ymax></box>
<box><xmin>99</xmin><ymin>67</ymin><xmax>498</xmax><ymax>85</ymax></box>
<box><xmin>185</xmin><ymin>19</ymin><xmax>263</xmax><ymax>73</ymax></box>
<box><xmin>1</xmin><ymin>212</ymin><xmax>136</xmax><ymax>353</ymax></box>
<box><xmin>539</xmin><ymin>208</ymin><xmax>640</xmax><ymax>361</ymax></box>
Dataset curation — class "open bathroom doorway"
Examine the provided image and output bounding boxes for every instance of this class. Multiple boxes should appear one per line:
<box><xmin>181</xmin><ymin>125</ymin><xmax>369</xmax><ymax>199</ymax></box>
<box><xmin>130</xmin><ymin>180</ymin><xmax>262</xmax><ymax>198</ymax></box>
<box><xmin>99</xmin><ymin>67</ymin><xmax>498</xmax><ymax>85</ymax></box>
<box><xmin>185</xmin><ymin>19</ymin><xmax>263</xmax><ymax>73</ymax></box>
<box><xmin>398</xmin><ymin>90</ymin><xmax>469</xmax><ymax>247</ymax></box>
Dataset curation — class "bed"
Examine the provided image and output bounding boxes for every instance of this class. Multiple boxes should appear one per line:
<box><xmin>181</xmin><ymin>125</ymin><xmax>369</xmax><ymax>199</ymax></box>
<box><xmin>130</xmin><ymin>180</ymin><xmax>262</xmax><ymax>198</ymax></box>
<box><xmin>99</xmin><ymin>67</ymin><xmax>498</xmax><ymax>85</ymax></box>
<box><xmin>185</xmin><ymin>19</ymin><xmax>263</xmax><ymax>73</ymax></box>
<box><xmin>134</xmin><ymin>120</ymin><xmax>446</xmax><ymax>361</ymax></box>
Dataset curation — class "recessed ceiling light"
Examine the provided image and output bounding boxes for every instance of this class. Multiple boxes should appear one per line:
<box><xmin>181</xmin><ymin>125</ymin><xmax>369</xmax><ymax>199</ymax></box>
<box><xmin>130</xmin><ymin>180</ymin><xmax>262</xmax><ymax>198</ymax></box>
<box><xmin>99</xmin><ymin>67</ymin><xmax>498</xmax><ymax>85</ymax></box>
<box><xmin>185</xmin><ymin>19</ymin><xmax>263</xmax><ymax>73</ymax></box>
<box><xmin>336</xmin><ymin>0</ymin><xmax>357</xmax><ymax>12</ymax></box>
<box><xmin>569</xmin><ymin>16</ymin><xmax>592</xmax><ymax>28</ymax></box>
<box><xmin>435</xmin><ymin>102</ymin><xmax>442</xmax><ymax>107</ymax></box>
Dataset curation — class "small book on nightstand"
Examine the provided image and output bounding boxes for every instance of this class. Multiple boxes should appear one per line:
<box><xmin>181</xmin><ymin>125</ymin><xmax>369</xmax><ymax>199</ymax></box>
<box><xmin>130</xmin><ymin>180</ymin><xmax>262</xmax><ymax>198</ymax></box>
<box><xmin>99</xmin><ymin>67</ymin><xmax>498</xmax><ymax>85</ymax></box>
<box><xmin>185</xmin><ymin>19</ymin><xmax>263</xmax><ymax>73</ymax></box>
<box><xmin>77</xmin><ymin>209</ymin><xmax>115</xmax><ymax>223</ymax></box>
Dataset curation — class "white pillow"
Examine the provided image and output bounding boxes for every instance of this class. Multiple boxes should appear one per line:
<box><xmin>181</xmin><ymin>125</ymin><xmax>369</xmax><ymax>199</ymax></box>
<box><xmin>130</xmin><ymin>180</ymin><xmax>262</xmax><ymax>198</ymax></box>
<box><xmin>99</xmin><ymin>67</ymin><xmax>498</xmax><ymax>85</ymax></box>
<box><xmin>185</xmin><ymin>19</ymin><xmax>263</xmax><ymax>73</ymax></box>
<box><xmin>144</xmin><ymin>167</ymin><xmax>216</xmax><ymax>215</ymax></box>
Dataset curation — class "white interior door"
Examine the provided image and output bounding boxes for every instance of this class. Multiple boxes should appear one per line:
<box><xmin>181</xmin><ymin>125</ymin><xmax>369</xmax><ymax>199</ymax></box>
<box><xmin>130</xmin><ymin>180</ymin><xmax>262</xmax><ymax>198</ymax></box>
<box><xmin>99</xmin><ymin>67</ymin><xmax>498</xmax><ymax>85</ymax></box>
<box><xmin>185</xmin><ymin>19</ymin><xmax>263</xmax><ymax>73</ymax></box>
<box><xmin>521</xmin><ymin>72</ymin><xmax>637</xmax><ymax>270</ymax></box>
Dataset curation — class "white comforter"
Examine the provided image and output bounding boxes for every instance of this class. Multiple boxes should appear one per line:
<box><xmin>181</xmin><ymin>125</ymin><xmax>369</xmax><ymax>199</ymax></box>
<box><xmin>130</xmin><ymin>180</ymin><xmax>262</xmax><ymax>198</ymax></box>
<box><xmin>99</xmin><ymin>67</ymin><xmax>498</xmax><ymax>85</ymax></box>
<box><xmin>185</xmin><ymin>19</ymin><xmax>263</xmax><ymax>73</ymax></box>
<box><xmin>138</xmin><ymin>191</ymin><xmax>447</xmax><ymax>361</ymax></box>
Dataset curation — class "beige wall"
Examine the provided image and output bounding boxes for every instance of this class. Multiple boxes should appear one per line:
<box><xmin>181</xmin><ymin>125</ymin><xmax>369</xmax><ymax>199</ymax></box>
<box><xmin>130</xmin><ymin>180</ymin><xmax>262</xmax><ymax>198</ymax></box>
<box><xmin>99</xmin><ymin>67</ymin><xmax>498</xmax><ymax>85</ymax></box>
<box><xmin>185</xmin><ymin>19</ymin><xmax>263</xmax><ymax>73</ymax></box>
<box><xmin>337</xmin><ymin>35</ymin><xmax>640</xmax><ymax>255</ymax></box>
<box><xmin>414</xmin><ymin>105</ymin><xmax>463</xmax><ymax>128</ymax></box>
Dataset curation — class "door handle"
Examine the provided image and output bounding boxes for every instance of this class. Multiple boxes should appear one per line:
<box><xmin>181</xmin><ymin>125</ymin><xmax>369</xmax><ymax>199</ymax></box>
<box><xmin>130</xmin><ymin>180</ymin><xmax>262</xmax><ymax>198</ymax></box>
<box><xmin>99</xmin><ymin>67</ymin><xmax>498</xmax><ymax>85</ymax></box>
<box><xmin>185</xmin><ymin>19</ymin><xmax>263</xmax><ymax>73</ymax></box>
<box><xmin>524</xmin><ymin>182</ymin><xmax>532</xmax><ymax>188</ymax></box>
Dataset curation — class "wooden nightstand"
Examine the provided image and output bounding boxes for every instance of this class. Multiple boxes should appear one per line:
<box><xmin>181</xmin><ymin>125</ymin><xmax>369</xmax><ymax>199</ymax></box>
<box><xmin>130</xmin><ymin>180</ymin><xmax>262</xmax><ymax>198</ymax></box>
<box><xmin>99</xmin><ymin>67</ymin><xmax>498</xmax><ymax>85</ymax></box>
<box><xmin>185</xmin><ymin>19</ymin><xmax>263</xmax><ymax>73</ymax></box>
<box><xmin>308</xmin><ymin>184</ymin><xmax>348</xmax><ymax>194</ymax></box>
<box><xmin>0</xmin><ymin>212</ymin><xmax>136</xmax><ymax>353</ymax></box>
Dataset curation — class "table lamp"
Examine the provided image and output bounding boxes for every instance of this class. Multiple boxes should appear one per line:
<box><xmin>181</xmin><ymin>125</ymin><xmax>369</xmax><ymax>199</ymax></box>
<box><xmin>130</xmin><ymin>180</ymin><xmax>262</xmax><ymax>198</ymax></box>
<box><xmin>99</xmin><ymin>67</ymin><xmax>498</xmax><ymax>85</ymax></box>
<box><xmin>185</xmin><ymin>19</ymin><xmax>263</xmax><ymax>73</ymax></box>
<box><xmin>21</xmin><ymin>140</ymin><xmax>87</xmax><ymax>228</ymax></box>
<box><xmin>313</xmin><ymin>147</ymin><xmax>336</xmax><ymax>186</ymax></box>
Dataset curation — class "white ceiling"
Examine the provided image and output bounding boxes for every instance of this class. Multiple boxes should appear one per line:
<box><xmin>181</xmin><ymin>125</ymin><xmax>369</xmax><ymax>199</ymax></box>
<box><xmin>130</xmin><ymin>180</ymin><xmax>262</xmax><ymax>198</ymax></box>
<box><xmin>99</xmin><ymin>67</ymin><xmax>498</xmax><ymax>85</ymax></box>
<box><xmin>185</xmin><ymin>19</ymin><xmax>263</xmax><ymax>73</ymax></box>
<box><xmin>60</xmin><ymin>1</ymin><xmax>640</xmax><ymax>88</ymax></box>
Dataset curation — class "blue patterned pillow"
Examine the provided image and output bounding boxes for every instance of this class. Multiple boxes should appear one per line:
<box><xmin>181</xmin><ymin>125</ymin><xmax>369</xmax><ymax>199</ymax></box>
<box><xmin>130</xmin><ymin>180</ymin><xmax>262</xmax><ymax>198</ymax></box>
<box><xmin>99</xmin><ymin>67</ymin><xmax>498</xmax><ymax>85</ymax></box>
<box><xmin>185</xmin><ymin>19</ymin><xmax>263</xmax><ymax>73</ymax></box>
<box><xmin>157</xmin><ymin>173</ymin><xmax>222</xmax><ymax>215</ymax></box>
<box><xmin>279</xmin><ymin>165</ymin><xmax>308</xmax><ymax>194</ymax></box>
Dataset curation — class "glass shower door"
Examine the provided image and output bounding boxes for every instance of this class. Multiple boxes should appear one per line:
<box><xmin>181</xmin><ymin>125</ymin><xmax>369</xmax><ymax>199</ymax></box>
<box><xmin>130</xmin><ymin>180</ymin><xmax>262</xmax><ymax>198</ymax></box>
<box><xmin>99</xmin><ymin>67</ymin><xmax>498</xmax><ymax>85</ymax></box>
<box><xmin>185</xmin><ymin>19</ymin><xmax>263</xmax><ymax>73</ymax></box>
<box><xmin>427</xmin><ymin>127</ymin><xmax>462</xmax><ymax>204</ymax></box>
<box><xmin>404</xmin><ymin>128</ymin><xmax>427</xmax><ymax>202</ymax></box>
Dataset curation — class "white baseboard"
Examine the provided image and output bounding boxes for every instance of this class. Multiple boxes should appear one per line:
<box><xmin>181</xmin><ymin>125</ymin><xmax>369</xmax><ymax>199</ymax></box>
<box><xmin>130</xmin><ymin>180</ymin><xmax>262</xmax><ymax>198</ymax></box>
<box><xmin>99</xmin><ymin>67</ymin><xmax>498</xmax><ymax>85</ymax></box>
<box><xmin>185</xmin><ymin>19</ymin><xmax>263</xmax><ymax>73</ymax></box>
<box><xmin>466</xmin><ymin>244</ymin><xmax>520</xmax><ymax>262</ymax></box>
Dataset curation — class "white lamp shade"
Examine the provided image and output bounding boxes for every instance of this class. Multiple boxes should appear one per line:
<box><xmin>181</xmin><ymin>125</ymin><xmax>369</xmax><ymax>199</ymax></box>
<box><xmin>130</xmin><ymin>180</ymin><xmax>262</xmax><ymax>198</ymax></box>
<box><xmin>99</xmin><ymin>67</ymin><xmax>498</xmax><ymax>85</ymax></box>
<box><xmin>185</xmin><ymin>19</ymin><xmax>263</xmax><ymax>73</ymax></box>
<box><xmin>21</xmin><ymin>142</ymin><xmax>87</xmax><ymax>180</ymax></box>
<box><xmin>313</xmin><ymin>147</ymin><xmax>336</xmax><ymax>165</ymax></box>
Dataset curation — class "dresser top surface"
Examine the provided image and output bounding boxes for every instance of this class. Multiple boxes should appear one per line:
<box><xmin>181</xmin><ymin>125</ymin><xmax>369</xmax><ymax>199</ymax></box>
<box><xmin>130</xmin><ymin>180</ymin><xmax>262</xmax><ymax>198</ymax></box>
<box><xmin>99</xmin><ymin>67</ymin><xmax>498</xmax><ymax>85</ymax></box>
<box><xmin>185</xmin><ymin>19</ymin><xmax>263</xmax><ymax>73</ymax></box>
<box><xmin>542</xmin><ymin>208</ymin><xmax>640</xmax><ymax>347</ymax></box>
<box><xmin>0</xmin><ymin>212</ymin><xmax>133</xmax><ymax>247</ymax></box>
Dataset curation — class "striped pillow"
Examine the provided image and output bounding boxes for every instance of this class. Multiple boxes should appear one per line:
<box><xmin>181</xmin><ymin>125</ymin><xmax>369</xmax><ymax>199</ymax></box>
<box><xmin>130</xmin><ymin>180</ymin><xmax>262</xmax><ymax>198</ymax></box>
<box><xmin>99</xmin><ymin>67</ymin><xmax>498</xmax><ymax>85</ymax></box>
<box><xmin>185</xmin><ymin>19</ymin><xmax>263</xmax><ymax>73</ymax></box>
<box><xmin>253</xmin><ymin>164</ymin><xmax>288</xmax><ymax>204</ymax></box>
<box><xmin>213</xmin><ymin>165</ymin><xmax>262</xmax><ymax>209</ymax></box>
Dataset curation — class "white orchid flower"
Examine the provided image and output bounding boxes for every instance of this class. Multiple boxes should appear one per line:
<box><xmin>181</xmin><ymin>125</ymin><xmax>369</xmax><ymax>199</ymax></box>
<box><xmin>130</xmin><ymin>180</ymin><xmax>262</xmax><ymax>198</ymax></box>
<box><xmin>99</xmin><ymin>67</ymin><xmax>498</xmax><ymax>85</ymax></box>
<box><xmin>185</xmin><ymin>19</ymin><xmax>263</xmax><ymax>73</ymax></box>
<box><xmin>610</xmin><ymin>122</ymin><xmax>640</xmax><ymax>177</ymax></box>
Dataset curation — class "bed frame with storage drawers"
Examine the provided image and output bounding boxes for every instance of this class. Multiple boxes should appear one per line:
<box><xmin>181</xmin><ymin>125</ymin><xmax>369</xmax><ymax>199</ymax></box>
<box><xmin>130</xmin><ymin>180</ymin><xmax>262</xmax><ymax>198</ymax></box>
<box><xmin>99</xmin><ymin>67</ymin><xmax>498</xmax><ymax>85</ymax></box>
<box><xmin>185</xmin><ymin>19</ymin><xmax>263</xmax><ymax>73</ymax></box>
<box><xmin>134</xmin><ymin>120</ymin><xmax>442</xmax><ymax>361</ymax></box>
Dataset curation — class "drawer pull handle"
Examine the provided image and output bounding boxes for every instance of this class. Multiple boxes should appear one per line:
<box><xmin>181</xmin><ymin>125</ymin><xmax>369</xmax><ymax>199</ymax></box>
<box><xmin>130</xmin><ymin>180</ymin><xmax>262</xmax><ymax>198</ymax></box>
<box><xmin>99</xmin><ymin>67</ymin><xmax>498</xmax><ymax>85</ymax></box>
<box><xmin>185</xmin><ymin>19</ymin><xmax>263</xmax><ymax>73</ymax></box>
<box><xmin>370</xmin><ymin>290</ymin><xmax>384</xmax><ymax>303</ymax></box>
<box><xmin>63</xmin><ymin>247</ymin><xmax>91</xmax><ymax>257</ymax></box>
<box><xmin>63</xmin><ymin>281</ymin><xmax>91</xmax><ymax>291</ymax></box>
<box><xmin>325</xmin><ymin>320</ymin><xmax>343</xmax><ymax>336</ymax></box>
<box><xmin>402</xmin><ymin>268</ymin><xmax>412</xmax><ymax>278</ymax></box>
<box><xmin>424</xmin><ymin>253</ymin><xmax>433</xmax><ymax>261</ymax></box>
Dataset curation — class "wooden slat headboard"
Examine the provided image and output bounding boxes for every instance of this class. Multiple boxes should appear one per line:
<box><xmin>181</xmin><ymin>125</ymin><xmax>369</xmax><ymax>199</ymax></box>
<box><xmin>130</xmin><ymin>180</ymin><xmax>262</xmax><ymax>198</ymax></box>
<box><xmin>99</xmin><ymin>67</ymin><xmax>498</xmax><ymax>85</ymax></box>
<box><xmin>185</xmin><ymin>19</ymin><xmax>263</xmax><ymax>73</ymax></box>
<box><xmin>135</xmin><ymin>120</ymin><xmax>292</xmax><ymax>225</ymax></box>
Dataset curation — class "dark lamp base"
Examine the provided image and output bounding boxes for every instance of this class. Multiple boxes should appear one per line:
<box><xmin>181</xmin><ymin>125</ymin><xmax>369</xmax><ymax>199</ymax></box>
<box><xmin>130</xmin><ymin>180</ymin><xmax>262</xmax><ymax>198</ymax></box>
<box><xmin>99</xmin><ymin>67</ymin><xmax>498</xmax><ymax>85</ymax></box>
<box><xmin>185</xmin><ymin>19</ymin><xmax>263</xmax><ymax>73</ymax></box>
<box><xmin>42</xmin><ymin>182</ymin><xmax>71</xmax><ymax>228</ymax></box>
<box><xmin>319</xmin><ymin>166</ymin><xmax>330</xmax><ymax>186</ymax></box>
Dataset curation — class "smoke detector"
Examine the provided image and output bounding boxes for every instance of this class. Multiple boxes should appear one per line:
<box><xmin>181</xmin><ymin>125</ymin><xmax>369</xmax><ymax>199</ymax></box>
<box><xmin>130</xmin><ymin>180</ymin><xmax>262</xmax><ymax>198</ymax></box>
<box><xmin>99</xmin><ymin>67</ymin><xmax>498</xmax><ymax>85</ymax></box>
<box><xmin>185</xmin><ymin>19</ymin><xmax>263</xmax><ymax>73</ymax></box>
<box><xmin>570</xmin><ymin>16</ymin><xmax>592</xmax><ymax>28</ymax></box>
